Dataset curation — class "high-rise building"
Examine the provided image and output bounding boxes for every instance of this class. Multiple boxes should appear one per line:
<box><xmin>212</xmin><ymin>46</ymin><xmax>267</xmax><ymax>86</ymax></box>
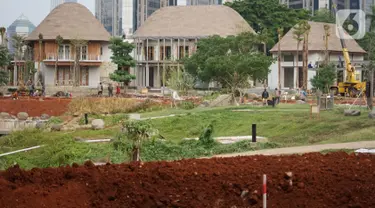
<box><xmin>280</xmin><ymin>0</ymin><xmax>375</xmax><ymax>31</ymax></box>
<box><xmin>51</xmin><ymin>0</ymin><xmax>77</xmax><ymax>11</ymax></box>
<box><xmin>95</xmin><ymin>0</ymin><xmax>123</xmax><ymax>37</ymax></box>
<box><xmin>7</xmin><ymin>14</ymin><xmax>36</xmax><ymax>54</ymax></box>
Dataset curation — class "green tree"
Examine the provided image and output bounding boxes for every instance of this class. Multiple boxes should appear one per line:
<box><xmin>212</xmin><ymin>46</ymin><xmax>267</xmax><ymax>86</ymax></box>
<box><xmin>122</xmin><ymin>120</ymin><xmax>155</xmax><ymax>161</ymax></box>
<box><xmin>0</xmin><ymin>71</ymin><xmax>8</xmax><ymax>86</ymax></box>
<box><xmin>226</xmin><ymin>0</ymin><xmax>309</xmax><ymax>44</ymax></box>
<box><xmin>184</xmin><ymin>32</ymin><xmax>273</xmax><ymax>104</ymax></box>
<box><xmin>166</xmin><ymin>69</ymin><xmax>195</xmax><ymax>95</ymax></box>
<box><xmin>109</xmin><ymin>37</ymin><xmax>136</xmax><ymax>71</ymax></box>
<box><xmin>310</xmin><ymin>64</ymin><xmax>336</xmax><ymax>93</ymax></box>
<box><xmin>109</xmin><ymin>37</ymin><xmax>136</xmax><ymax>90</ymax></box>
<box><xmin>0</xmin><ymin>27</ymin><xmax>6</xmax><ymax>46</ymax></box>
<box><xmin>310</xmin><ymin>8</ymin><xmax>335</xmax><ymax>23</ymax></box>
<box><xmin>0</xmin><ymin>45</ymin><xmax>10</xmax><ymax>70</ymax></box>
<box><xmin>109</xmin><ymin>70</ymin><xmax>136</xmax><ymax>87</ymax></box>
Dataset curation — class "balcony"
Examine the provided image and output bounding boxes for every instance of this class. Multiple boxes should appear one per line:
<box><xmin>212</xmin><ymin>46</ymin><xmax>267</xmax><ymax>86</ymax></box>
<box><xmin>45</xmin><ymin>53</ymin><xmax>102</xmax><ymax>62</ymax></box>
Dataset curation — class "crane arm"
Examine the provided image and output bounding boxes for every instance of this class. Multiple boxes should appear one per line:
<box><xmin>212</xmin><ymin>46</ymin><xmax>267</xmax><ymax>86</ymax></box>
<box><xmin>332</xmin><ymin>1</ymin><xmax>356</xmax><ymax>83</ymax></box>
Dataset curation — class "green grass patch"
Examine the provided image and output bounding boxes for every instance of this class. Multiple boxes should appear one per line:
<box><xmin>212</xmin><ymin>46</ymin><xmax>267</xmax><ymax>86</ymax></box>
<box><xmin>1</xmin><ymin>104</ymin><xmax>375</xmax><ymax>170</ymax></box>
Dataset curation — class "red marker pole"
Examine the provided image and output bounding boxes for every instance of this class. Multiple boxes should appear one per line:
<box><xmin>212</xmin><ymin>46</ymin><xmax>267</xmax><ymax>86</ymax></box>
<box><xmin>263</xmin><ymin>174</ymin><xmax>267</xmax><ymax>208</ymax></box>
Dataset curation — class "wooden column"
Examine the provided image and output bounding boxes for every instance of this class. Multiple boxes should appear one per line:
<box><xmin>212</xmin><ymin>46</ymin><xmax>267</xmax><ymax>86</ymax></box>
<box><xmin>183</xmin><ymin>38</ymin><xmax>186</xmax><ymax>58</ymax></box>
<box><xmin>146</xmin><ymin>38</ymin><xmax>149</xmax><ymax>87</ymax></box>
<box><xmin>157</xmin><ymin>39</ymin><xmax>161</xmax><ymax>88</ymax></box>
<box><xmin>177</xmin><ymin>38</ymin><xmax>180</xmax><ymax>76</ymax></box>
<box><xmin>163</xmin><ymin>38</ymin><xmax>166</xmax><ymax>95</ymax></box>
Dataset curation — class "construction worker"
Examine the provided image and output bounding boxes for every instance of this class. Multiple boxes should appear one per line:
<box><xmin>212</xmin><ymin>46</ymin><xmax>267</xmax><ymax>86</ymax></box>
<box><xmin>262</xmin><ymin>89</ymin><xmax>269</xmax><ymax>106</ymax></box>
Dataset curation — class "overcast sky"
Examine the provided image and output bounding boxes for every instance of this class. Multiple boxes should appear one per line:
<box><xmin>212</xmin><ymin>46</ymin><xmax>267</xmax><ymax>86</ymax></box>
<box><xmin>0</xmin><ymin>0</ymin><xmax>95</xmax><ymax>28</ymax></box>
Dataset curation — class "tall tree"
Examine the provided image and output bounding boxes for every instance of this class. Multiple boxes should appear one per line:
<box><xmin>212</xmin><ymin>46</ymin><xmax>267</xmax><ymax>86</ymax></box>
<box><xmin>12</xmin><ymin>34</ymin><xmax>25</xmax><ymax>85</ymax></box>
<box><xmin>70</xmin><ymin>38</ymin><xmax>87</xmax><ymax>86</ymax></box>
<box><xmin>293</xmin><ymin>23</ymin><xmax>304</xmax><ymax>88</ymax></box>
<box><xmin>0</xmin><ymin>27</ymin><xmax>5</xmax><ymax>46</ymax></box>
<box><xmin>55</xmin><ymin>35</ymin><xmax>63</xmax><ymax>85</ymax></box>
<box><xmin>323</xmin><ymin>24</ymin><xmax>330</xmax><ymax>64</ymax></box>
<box><xmin>37</xmin><ymin>33</ymin><xmax>43</xmax><ymax>85</ymax></box>
<box><xmin>226</xmin><ymin>0</ymin><xmax>309</xmax><ymax>45</ymax></box>
<box><xmin>0</xmin><ymin>45</ymin><xmax>10</xmax><ymax>71</ymax></box>
<box><xmin>301</xmin><ymin>21</ymin><xmax>311</xmax><ymax>90</ymax></box>
<box><xmin>184</xmin><ymin>32</ymin><xmax>273</xmax><ymax>104</ymax></box>
<box><xmin>277</xmin><ymin>28</ymin><xmax>283</xmax><ymax>90</ymax></box>
<box><xmin>109</xmin><ymin>37</ymin><xmax>136</xmax><ymax>91</ymax></box>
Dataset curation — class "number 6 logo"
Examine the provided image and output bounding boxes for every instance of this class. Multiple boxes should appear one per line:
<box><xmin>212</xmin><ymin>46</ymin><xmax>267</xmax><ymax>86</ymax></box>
<box><xmin>336</xmin><ymin>9</ymin><xmax>366</xmax><ymax>40</ymax></box>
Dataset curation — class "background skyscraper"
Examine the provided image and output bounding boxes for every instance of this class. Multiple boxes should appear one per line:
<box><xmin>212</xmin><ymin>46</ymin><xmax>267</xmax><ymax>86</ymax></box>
<box><xmin>95</xmin><ymin>0</ymin><xmax>123</xmax><ymax>37</ymax></box>
<box><xmin>51</xmin><ymin>0</ymin><xmax>78</xmax><ymax>11</ymax></box>
<box><xmin>7</xmin><ymin>14</ymin><xmax>36</xmax><ymax>54</ymax></box>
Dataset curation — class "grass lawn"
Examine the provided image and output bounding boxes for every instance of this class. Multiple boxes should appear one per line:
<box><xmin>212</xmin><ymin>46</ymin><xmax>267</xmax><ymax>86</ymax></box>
<box><xmin>0</xmin><ymin>104</ymin><xmax>374</xmax><ymax>170</ymax></box>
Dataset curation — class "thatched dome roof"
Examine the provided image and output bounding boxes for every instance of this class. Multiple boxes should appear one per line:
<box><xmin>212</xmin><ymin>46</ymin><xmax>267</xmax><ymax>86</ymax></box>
<box><xmin>27</xmin><ymin>3</ymin><xmax>111</xmax><ymax>41</ymax></box>
<box><xmin>270</xmin><ymin>21</ymin><xmax>365</xmax><ymax>54</ymax></box>
<box><xmin>133</xmin><ymin>5</ymin><xmax>254</xmax><ymax>39</ymax></box>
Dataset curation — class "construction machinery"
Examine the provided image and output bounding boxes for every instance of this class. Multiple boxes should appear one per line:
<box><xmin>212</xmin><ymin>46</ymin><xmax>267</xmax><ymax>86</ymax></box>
<box><xmin>330</xmin><ymin>1</ymin><xmax>366</xmax><ymax>97</ymax></box>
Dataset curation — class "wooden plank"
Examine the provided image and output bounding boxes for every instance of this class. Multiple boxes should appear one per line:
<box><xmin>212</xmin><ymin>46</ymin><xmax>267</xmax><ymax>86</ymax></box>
<box><xmin>88</xmin><ymin>42</ymin><xmax>100</xmax><ymax>59</ymax></box>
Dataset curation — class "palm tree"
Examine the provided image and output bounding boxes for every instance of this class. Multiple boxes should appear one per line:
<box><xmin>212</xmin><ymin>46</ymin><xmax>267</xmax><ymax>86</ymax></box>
<box><xmin>11</xmin><ymin>34</ymin><xmax>25</xmax><ymax>85</ymax></box>
<box><xmin>0</xmin><ymin>27</ymin><xmax>5</xmax><ymax>46</ymax></box>
<box><xmin>323</xmin><ymin>24</ymin><xmax>330</xmax><ymax>64</ymax></box>
<box><xmin>277</xmin><ymin>28</ymin><xmax>284</xmax><ymax>90</ymax></box>
<box><xmin>301</xmin><ymin>21</ymin><xmax>311</xmax><ymax>90</ymax></box>
<box><xmin>37</xmin><ymin>33</ymin><xmax>43</xmax><ymax>85</ymax></box>
<box><xmin>293</xmin><ymin>23</ymin><xmax>304</xmax><ymax>89</ymax></box>
<box><xmin>55</xmin><ymin>35</ymin><xmax>63</xmax><ymax>85</ymax></box>
<box><xmin>366</xmin><ymin>5</ymin><xmax>375</xmax><ymax>32</ymax></box>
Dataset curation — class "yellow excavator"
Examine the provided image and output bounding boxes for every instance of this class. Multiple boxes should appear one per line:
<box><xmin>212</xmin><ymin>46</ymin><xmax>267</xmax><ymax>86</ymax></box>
<box><xmin>331</xmin><ymin>1</ymin><xmax>366</xmax><ymax>97</ymax></box>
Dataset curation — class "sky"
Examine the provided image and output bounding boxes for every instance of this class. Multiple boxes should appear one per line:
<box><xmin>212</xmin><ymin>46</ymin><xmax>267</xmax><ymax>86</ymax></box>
<box><xmin>0</xmin><ymin>0</ymin><xmax>95</xmax><ymax>28</ymax></box>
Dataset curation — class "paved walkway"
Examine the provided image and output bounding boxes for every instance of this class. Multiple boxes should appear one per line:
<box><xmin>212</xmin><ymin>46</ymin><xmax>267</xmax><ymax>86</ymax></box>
<box><xmin>212</xmin><ymin>141</ymin><xmax>375</xmax><ymax>158</ymax></box>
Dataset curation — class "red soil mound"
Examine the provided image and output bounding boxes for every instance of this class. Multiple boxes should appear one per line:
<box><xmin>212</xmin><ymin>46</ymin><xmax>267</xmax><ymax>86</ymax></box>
<box><xmin>1</xmin><ymin>152</ymin><xmax>375</xmax><ymax>208</ymax></box>
<box><xmin>0</xmin><ymin>97</ymin><xmax>71</xmax><ymax>117</ymax></box>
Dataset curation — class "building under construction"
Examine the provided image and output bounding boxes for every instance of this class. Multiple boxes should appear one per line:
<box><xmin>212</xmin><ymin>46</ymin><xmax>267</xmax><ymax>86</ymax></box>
<box><xmin>131</xmin><ymin>5</ymin><xmax>253</xmax><ymax>89</ymax></box>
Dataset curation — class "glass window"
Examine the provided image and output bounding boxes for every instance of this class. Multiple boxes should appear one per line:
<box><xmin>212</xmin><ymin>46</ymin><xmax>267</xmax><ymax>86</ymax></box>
<box><xmin>81</xmin><ymin>46</ymin><xmax>87</xmax><ymax>60</ymax></box>
<box><xmin>64</xmin><ymin>45</ymin><xmax>70</xmax><ymax>60</ymax></box>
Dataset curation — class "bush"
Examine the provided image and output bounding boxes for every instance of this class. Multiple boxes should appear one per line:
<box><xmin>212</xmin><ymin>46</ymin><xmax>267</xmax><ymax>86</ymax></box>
<box><xmin>179</xmin><ymin>101</ymin><xmax>195</xmax><ymax>110</ymax></box>
<box><xmin>47</xmin><ymin>117</ymin><xmax>63</xmax><ymax>125</ymax></box>
<box><xmin>7</xmin><ymin>88</ymin><xmax>17</xmax><ymax>93</ymax></box>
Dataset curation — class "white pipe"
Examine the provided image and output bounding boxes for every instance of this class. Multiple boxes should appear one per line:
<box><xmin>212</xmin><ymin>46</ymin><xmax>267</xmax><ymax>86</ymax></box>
<box><xmin>263</xmin><ymin>174</ymin><xmax>267</xmax><ymax>208</ymax></box>
<box><xmin>0</xmin><ymin>145</ymin><xmax>44</xmax><ymax>157</ymax></box>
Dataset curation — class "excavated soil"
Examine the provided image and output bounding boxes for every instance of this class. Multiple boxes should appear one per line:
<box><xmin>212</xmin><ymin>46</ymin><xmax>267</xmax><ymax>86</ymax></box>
<box><xmin>1</xmin><ymin>152</ymin><xmax>375</xmax><ymax>208</ymax></box>
<box><xmin>0</xmin><ymin>97</ymin><xmax>71</xmax><ymax>117</ymax></box>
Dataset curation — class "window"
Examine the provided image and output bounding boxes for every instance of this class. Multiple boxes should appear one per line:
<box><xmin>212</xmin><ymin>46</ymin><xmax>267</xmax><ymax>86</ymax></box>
<box><xmin>81</xmin><ymin>46</ymin><xmax>87</xmax><ymax>60</ymax></box>
<box><xmin>179</xmin><ymin>46</ymin><xmax>189</xmax><ymax>59</ymax></box>
<box><xmin>148</xmin><ymin>46</ymin><xmax>154</xmax><ymax>60</ymax></box>
<box><xmin>298</xmin><ymin>54</ymin><xmax>302</xmax><ymax>61</ymax></box>
<box><xmin>58</xmin><ymin>45</ymin><xmax>70</xmax><ymax>60</ymax></box>
<box><xmin>160</xmin><ymin>46</ymin><xmax>171</xmax><ymax>60</ymax></box>
<box><xmin>144</xmin><ymin>46</ymin><xmax>154</xmax><ymax>60</ymax></box>
<box><xmin>100</xmin><ymin>47</ymin><xmax>103</xmax><ymax>55</ymax></box>
<box><xmin>283</xmin><ymin>54</ymin><xmax>294</xmax><ymax>62</ymax></box>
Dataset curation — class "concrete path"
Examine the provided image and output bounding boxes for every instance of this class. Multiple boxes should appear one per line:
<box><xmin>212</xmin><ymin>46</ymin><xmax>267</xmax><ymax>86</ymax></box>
<box><xmin>212</xmin><ymin>141</ymin><xmax>375</xmax><ymax>158</ymax></box>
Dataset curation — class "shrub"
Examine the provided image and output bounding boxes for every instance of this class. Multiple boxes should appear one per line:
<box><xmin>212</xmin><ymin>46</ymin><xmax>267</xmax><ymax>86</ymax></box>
<box><xmin>179</xmin><ymin>101</ymin><xmax>195</xmax><ymax>110</ymax></box>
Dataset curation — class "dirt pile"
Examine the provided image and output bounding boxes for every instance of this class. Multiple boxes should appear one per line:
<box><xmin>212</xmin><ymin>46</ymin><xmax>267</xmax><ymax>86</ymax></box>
<box><xmin>1</xmin><ymin>152</ymin><xmax>375</xmax><ymax>208</ymax></box>
<box><xmin>0</xmin><ymin>97</ymin><xmax>71</xmax><ymax>117</ymax></box>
